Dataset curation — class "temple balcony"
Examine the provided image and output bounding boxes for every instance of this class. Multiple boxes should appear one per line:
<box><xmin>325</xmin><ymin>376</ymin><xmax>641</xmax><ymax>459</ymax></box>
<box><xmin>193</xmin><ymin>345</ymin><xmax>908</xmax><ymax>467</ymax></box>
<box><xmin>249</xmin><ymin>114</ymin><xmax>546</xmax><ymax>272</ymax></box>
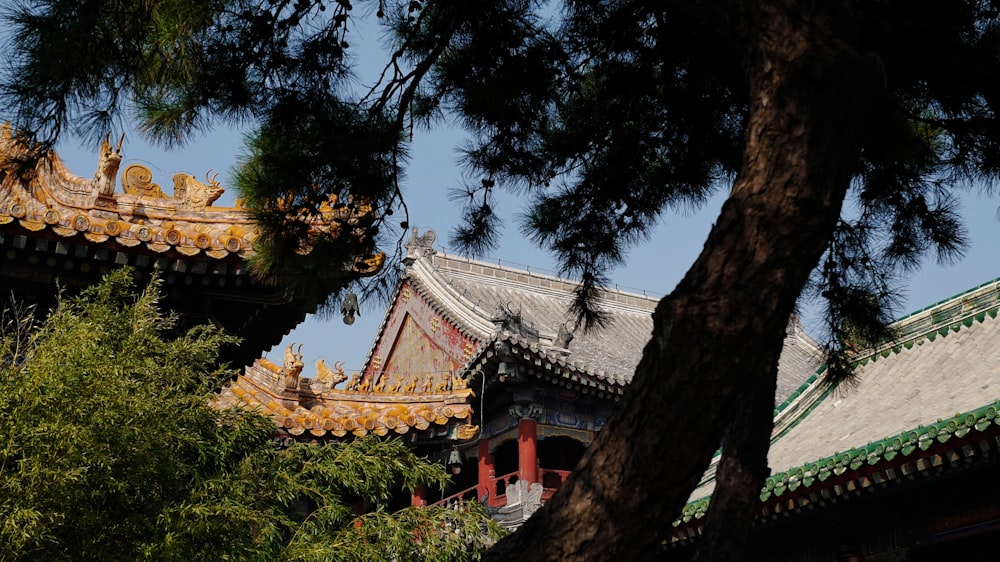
<box><xmin>433</xmin><ymin>467</ymin><xmax>573</xmax><ymax>530</ymax></box>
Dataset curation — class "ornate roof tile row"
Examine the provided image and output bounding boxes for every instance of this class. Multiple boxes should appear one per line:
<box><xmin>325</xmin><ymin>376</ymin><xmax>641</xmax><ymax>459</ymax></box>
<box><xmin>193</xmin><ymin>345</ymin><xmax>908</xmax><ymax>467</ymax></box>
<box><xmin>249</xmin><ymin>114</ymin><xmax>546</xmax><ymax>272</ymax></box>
<box><xmin>761</xmin><ymin>399</ymin><xmax>1000</xmax><ymax>502</ymax></box>
<box><xmin>677</xmin><ymin>399</ymin><xmax>1000</xmax><ymax>529</ymax></box>
<box><xmin>1</xmin><ymin>127</ymin><xmax>255</xmax><ymax>259</ymax></box>
<box><xmin>468</xmin><ymin>332</ymin><xmax>628</xmax><ymax>400</ymax></box>
<box><xmin>217</xmin><ymin>346</ymin><xmax>478</xmax><ymax>439</ymax></box>
<box><xmin>0</xmin><ymin>125</ymin><xmax>384</xmax><ymax>274</ymax></box>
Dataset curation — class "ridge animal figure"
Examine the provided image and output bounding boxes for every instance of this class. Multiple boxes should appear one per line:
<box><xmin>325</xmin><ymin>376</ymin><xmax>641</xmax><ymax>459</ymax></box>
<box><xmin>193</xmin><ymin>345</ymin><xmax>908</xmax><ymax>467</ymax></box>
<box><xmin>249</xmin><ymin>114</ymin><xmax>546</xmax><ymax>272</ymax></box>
<box><xmin>316</xmin><ymin>359</ymin><xmax>348</xmax><ymax>386</ymax></box>
<box><xmin>173</xmin><ymin>171</ymin><xmax>224</xmax><ymax>208</ymax></box>
<box><xmin>282</xmin><ymin>344</ymin><xmax>305</xmax><ymax>392</ymax></box>
<box><xmin>435</xmin><ymin>373</ymin><xmax>452</xmax><ymax>393</ymax></box>
<box><xmin>93</xmin><ymin>132</ymin><xmax>124</xmax><ymax>197</ymax></box>
<box><xmin>402</xmin><ymin>375</ymin><xmax>418</xmax><ymax>394</ymax></box>
<box><xmin>345</xmin><ymin>372</ymin><xmax>362</xmax><ymax>391</ymax></box>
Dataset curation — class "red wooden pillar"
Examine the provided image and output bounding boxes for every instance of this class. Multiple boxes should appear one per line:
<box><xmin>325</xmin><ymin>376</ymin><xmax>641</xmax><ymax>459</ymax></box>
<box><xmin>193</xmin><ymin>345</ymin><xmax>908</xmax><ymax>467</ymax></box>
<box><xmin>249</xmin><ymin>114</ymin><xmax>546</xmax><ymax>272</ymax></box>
<box><xmin>477</xmin><ymin>438</ymin><xmax>495</xmax><ymax>501</ymax></box>
<box><xmin>411</xmin><ymin>484</ymin><xmax>429</xmax><ymax>506</ymax></box>
<box><xmin>518</xmin><ymin>418</ymin><xmax>539</xmax><ymax>484</ymax></box>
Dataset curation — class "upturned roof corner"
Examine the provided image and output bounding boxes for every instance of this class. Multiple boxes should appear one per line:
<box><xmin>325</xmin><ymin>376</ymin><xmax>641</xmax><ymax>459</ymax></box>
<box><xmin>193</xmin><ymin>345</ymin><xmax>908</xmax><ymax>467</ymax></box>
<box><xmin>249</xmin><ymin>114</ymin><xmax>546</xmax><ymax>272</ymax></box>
<box><xmin>0</xmin><ymin>127</ymin><xmax>385</xmax><ymax>365</ymax></box>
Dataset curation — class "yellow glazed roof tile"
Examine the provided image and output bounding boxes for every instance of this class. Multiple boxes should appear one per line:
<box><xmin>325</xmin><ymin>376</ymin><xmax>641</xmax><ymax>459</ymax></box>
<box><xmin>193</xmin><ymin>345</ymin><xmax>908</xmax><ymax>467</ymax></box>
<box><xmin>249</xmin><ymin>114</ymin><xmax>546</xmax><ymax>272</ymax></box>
<box><xmin>0</xmin><ymin>125</ymin><xmax>384</xmax><ymax>274</ymax></box>
<box><xmin>216</xmin><ymin>344</ymin><xmax>478</xmax><ymax>440</ymax></box>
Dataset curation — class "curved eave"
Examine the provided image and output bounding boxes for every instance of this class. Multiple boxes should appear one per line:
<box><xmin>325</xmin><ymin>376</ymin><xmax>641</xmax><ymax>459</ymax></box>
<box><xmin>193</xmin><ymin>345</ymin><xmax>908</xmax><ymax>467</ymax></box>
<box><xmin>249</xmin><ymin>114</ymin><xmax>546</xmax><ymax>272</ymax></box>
<box><xmin>685</xmin><ymin>278</ymin><xmax>1000</xmax><ymax>525</ymax></box>
<box><xmin>218</xmin><ymin>358</ymin><xmax>478</xmax><ymax>440</ymax></box>
<box><xmin>406</xmin><ymin>257</ymin><xmax>498</xmax><ymax>339</ymax></box>
<box><xmin>2</xmin><ymin>138</ymin><xmax>384</xmax><ymax>268</ymax></box>
<box><xmin>670</xmin><ymin>399</ymin><xmax>1000</xmax><ymax>544</ymax></box>
<box><xmin>1</xmin><ymin>148</ymin><xmax>258</xmax><ymax>260</ymax></box>
<box><xmin>465</xmin><ymin>331</ymin><xmax>629</xmax><ymax>400</ymax></box>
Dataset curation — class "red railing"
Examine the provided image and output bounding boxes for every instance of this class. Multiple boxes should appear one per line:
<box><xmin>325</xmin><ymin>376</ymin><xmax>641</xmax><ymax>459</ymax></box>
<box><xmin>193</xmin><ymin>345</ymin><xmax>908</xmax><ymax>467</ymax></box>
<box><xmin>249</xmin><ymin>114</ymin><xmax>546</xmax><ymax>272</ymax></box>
<box><xmin>539</xmin><ymin>468</ymin><xmax>571</xmax><ymax>502</ymax></box>
<box><xmin>432</xmin><ymin>468</ymin><xmax>572</xmax><ymax>508</ymax></box>
<box><xmin>435</xmin><ymin>484</ymin><xmax>481</xmax><ymax>509</ymax></box>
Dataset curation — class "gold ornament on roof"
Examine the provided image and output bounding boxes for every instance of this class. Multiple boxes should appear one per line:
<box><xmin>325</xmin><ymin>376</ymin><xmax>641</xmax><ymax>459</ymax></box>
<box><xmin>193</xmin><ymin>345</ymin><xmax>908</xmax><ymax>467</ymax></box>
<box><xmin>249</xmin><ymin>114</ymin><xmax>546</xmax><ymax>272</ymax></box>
<box><xmin>316</xmin><ymin>359</ymin><xmax>348</xmax><ymax>386</ymax></box>
<box><xmin>456</xmin><ymin>424</ymin><xmax>480</xmax><ymax>440</ymax></box>
<box><xmin>178</xmin><ymin>341</ymin><xmax>479</xmax><ymax>441</ymax></box>
<box><xmin>435</xmin><ymin>372</ymin><xmax>453</xmax><ymax>393</ymax></box>
<box><xmin>282</xmin><ymin>344</ymin><xmax>305</xmax><ymax>392</ymax></box>
<box><xmin>345</xmin><ymin>372</ymin><xmax>362</xmax><ymax>391</ymax></box>
<box><xmin>353</xmin><ymin>252</ymin><xmax>386</xmax><ymax>276</ymax></box>
<box><xmin>402</xmin><ymin>375</ymin><xmax>418</xmax><ymax>394</ymax></box>
<box><xmin>122</xmin><ymin>164</ymin><xmax>225</xmax><ymax>209</ymax></box>
<box><xmin>173</xmin><ymin>170</ymin><xmax>224</xmax><ymax>208</ymax></box>
<box><xmin>121</xmin><ymin>164</ymin><xmax>167</xmax><ymax>198</ymax></box>
<box><xmin>0</xmin><ymin>130</ymin><xmax>384</xmax><ymax>273</ymax></box>
<box><xmin>93</xmin><ymin>132</ymin><xmax>124</xmax><ymax>197</ymax></box>
<box><xmin>357</xmin><ymin>376</ymin><xmax>372</xmax><ymax>393</ymax></box>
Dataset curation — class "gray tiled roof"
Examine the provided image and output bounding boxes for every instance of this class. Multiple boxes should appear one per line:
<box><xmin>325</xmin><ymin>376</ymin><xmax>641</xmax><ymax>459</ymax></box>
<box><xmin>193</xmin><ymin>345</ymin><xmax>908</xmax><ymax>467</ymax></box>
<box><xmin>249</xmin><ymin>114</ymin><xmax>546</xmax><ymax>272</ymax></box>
<box><xmin>691</xmin><ymin>277</ymin><xmax>1000</xmax><ymax>502</ymax></box>
<box><xmin>768</xmin><ymin>301</ymin><xmax>1000</xmax><ymax>477</ymax></box>
<box><xmin>404</xmin><ymin>235</ymin><xmax>822</xmax><ymax>400</ymax></box>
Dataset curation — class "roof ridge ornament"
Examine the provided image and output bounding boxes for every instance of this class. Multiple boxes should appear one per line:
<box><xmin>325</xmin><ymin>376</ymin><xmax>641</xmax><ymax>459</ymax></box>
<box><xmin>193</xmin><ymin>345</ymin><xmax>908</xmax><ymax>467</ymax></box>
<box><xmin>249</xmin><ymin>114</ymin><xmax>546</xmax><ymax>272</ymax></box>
<box><xmin>553</xmin><ymin>320</ymin><xmax>575</xmax><ymax>350</ymax></box>
<box><xmin>172</xmin><ymin>170</ymin><xmax>224</xmax><ymax>208</ymax></box>
<box><xmin>315</xmin><ymin>359</ymin><xmax>349</xmax><ymax>388</ymax></box>
<box><xmin>492</xmin><ymin>300</ymin><xmax>539</xmax><ymax>341</ymax></box>
<box><xmin>404</xmin><ymin>227</ymin><xmax>437</xmax><ymax>266</ymax></box>
<box><xmin>280</xmin><ymin>343</ymin><xmax>305</xmax><ymax>407</ymax></box>
<box><xmin>93</xmin><ymin>132</ymin><xmax>124</xmax><ymax>198</ymax></box>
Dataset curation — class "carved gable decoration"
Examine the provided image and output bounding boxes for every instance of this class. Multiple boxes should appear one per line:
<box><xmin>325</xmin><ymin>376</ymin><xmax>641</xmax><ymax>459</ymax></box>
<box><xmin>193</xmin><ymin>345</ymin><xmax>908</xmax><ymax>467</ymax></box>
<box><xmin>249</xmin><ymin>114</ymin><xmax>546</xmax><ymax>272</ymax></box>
<box><xmin>366</xmin><ymin>280</ymin><xmax>479</xmax><ymax>394</ymax></box>
<box><xmin>378</xmin><ymin>314</ymin><xmax>464</xmax><ymax>393</ymax></box>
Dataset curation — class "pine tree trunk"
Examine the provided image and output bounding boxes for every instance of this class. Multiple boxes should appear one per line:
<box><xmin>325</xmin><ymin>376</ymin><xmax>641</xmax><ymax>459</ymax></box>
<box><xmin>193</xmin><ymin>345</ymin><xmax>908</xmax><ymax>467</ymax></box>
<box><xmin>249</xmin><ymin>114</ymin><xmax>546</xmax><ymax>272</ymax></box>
<box><xmin>482</xmin><ymin>1</ymin><xmax>879</xmax><ymax>560</ymax></box>
<box><xmin>691</xmin><ymin>352</ymin><xmax>779</xmax><ymax>562</ymax></box>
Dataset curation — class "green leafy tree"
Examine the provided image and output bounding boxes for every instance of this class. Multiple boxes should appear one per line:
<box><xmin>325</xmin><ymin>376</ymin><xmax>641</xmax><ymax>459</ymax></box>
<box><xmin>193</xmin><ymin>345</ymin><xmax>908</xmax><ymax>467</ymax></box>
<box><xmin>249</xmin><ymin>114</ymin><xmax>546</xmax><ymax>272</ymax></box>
<box><xmin>5</xmin><ymin>1</ymin><xmax>1000</xmax><ymax>560</ymax></box>
<box><xmin>0</xmin><ymin>270</ymin><xmax>502</xmax><ymax>561</ymax></box>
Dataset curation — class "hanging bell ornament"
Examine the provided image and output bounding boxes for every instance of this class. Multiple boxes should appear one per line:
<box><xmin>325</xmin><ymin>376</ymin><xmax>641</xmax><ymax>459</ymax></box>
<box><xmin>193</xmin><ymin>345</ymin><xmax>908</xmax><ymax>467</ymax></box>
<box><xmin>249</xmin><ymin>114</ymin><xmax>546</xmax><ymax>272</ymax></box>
<box><xmin>341</xmin><ymin>291</ymin><xmax>360</xmax><ymax>325</ymax></box>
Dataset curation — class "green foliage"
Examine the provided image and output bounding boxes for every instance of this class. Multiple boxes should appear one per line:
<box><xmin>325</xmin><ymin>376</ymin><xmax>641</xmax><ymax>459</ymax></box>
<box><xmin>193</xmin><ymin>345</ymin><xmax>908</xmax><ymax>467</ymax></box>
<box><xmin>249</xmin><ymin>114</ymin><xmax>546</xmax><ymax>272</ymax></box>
<box><xmin>0</xmin><ymin>270</ymin><xmax>502</xmax><ymax>561</ymax></box>
<box><xmin>234</xmin><ymin>96</ymin><xmax>400</xmax><ymax>306</ymax></box>
<box><xmin>284</xmin><ymin>502</ymin><xmax>503</xmax><ymax>562</ymax></box>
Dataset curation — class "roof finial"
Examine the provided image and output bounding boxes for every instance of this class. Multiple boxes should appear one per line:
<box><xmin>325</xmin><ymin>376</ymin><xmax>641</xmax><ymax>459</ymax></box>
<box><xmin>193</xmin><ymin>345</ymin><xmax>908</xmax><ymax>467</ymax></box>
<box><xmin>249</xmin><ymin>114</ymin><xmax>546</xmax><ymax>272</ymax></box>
<box><xmin>93</xmin><ymin>132</ymin><xmax>124</xmax><ymax>197</ymax></box>
<box><xmin>554</xmin><ymin>321</ymin><xmax>575</xmax><ymax>350</ymax></box>
<box><xmin>404</xmin><ymin>227</ymin><xmax>437</xmax><ymax>265</ymax></box>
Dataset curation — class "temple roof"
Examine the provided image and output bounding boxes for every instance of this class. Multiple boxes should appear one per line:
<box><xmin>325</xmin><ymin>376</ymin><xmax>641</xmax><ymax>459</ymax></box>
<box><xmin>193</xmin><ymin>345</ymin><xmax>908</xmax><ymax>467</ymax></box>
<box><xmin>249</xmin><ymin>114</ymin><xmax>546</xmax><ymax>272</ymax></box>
<box><xmin>0</xmin><ymin>126</ymin><xmax>383</xmax><ymax>365</ymax></box>
<box><xmin>0</xmin><ymin>126</ymin><xmax>382</xmax><ymax>268</ymax></box>
<box><xmin>678</xmin><ymin>276</ymin><xmax>1000</xmax><ymax>534</ymax></box>
<box><xmin>768</xmin><ymin>280</ymin><xmax>1000</xmax><ymax>476</ymax></box>
<box><xmin>367</xmin><ymin>228</ymin><xmax>823</xmax><ymax>403</ymax></box>
<box><xmin>217</xmin><ymin>346</ymin><xmax>478</xmax><ymax>440</ymax></box>
<box><xmin>1</xmin><ymin>128</ymin><xmax>252</xmax><ymax>259</ymax></box>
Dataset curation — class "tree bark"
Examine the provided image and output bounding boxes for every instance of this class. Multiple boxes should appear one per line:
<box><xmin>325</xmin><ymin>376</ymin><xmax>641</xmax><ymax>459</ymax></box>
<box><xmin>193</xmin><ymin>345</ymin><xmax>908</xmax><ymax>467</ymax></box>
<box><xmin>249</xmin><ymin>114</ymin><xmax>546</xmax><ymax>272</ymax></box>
<box><xmin>482</xmin><ymin>1</ymin><xmax>879</xmax><ymax>560</ymax></box>
<box><xmin>691</xmin><ymin>351</ymin><xmax>779</xmax><ymax>562</ymax></box>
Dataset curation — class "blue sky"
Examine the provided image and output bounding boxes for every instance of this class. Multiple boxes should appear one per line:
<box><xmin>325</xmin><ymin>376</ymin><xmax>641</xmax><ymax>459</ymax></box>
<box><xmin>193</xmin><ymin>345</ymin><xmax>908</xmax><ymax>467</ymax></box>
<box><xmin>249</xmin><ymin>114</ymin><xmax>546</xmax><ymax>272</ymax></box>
<box><xmin>32</xmin><ymin>11</ymin><xmax>1000</xmax><ymax>378</ymax></box>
